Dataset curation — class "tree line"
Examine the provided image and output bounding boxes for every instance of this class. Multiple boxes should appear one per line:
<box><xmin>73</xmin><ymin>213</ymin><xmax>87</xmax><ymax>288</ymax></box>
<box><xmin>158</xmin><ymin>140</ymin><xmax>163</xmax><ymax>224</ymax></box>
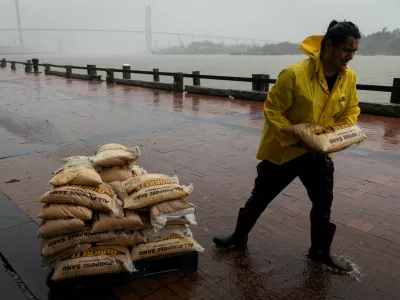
<box><xmin>155</xmin><ymin>28</ymin><xmax>400</xmax><ymax>56</ymax></box>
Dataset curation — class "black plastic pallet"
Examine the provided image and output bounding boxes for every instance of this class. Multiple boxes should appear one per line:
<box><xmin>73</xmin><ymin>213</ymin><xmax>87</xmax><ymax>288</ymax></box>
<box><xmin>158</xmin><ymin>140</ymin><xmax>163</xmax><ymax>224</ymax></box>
<box><xmin>47</xmin><ymin>251</ymin><xmax>198</xmax><ymax>299</ymax></box>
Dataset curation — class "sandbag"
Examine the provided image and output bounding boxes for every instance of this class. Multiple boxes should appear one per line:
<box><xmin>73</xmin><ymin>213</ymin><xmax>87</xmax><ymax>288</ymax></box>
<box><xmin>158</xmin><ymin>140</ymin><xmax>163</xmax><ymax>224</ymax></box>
<box><xmin>113</xmin><ymin>174</ymin><xmax>178</xmax><ymax>198</ymax></box>
<box><xmin>40</xmin><ymin>183</ymin><xmax>123</xmax><ymax>216</ymax></box>
<box><xmin>51</xmin><ymin>246</ymin><xmax>133</xmax><ymax>281</ymax></box>
<box><xmin>282</xmin><ymin>123</ymin><xmax>367</xmax><ymax>154</ymax></box>
<box><xmin>150</xmin><ymin>200</ymin><xmax>196</xmax><ymax>230</ymax></box>
<box><xmin>111</xmin><ymin>174</ymin><xmax>192</xmax><ymax>209</ymax></box>
<box><xmin>41</xmin><ymin>230</ymin><xmax>126</xmax><ymax>257</ymax></box>
<box><xmin>50</xmin><ymin>156</ymin><xmax>102</xmax><ymax>187</ymax></box>
<box><xmin>97</xmin><ymin>230</ymin><xmax>145</xmax><ymax>247</ymax></box>
<box><xmin>131</xmin><ymin>238</ymin><xmax>204</xmax><ymax>261</ymax></box>
<box><xmin>97</xmin><ymin>165</ymin><xmax>132</xmax><ymax>183</ymax></box>
<box><xmin>37</xmin><ymin>218</ymin><xmax>89</xmax><ymax>238</ymax></box>
<box><xmin>91</xmin><ymin>210</ymin><xmax>143</xmax><ymax>233</ymax></box>
<box><xmin>38</xmin><ymin>204</ymin><xmax>93</xmax><ymax>220</ymax></box>
<box><xmin>42</xmin><ymin>244</ymin><xmax>92</xmax><ymax>269</ymax></box>
<box><xmin>92</xmin><ymin>144</ymin><xmax>140</xmax><ymax>167</ymax></box>
<box><xmin>131</xmin><ymin>165</ymin><xmax>147</xmax><ymax>177</ymax></box>
<box><xmin>142</xmin><ymin>225</ymin><xmax>193</xmax><ymax>243</ymax></box>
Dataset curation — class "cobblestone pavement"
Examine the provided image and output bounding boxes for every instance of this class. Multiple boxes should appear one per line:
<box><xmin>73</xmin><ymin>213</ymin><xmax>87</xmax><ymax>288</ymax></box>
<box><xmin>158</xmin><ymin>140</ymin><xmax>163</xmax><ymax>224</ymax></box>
<box><xmin>0</xmin><ymin>67</ymin><xmax>399</xmax><ymax>300</ymax></box>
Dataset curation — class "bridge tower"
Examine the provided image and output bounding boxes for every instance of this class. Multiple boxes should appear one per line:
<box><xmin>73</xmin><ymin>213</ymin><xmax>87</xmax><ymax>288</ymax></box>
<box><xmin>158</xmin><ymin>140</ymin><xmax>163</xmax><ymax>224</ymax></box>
<box><xmin>145</xmin><ymin>6</ymin><xmax>153</xmax><ymax>53</ymax></box>
<box><xmin>14</xmin><ymin>0</ymin><xmax>24</xmax><ymax>47</ymax></box>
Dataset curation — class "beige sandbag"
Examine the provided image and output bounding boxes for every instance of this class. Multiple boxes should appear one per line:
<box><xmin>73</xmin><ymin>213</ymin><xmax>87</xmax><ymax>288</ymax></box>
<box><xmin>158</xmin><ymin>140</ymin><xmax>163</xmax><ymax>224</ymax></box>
<box><xmin>117</xmin><ymin>174</ymin><xmax>178</xmax><ymax>196</ymax></box>
<box><xmin>50</xmin><ymin>156</ymin><xmax>102</xmax><ymax>187</ymax></box>
<box><xmin>142</xmin><ymin>225</ymin><xmax>193</xmax><ymax>243</ymax></box>
<box><xmin>97</xmin><ymin>230</ymin><xmax>145</xmax><ymax>246</ymax></box>
<box><xmin>126</xmin><ymin>184</ymin><xmax>193</xmax><ymax>210</ymax></box>
<box><xmin>37</xmin><ymin>218</ymin><xmax>89</xmax><ymax>238</ymax></box>
<box><xmin>131</xmin><ymin>238</ymin><xmax>204</xmax><ymax>261</ymax></box>
<box><xmin>150</xmin><ymin>200</ymin><xmax>197</xmax><ymax>230</ymax></box>
<box><xmin>42</xmin><ymin>244</ymin><xmax>92</xmax><ymax>269</ymax></box>
<box><xmin>282</xmin><ymin>123</ymin><xmax>367</xmax><ymax>154</ymax></box>
<box><xmin>91</xmin><ymin>210</ymin><xmax>143</xmax><ymax>233</ymax></box>
<box><xmin>132</xmin><ymin>165</ymin><xmax>147</xmax><ymax>177</ymax></box>
<box><xmin>40</xmin><ymin>183</ymin><xmax>123</xmax><ymax>216</ymax></box>
<box><xmin>92</xmin><ymin>144</ymin><xmax>140</xmax><ymax>167</ymax></box>
<box><xmin>38</xmin><ymin>204</ymin><xmax>93</xmax><ymax>220</ymax></box>
<box><xmin>41</xmin><ymin>230</ymin><xmax>126</xmax><ymax>257</ymax></box>
<box><xmin>98</xmin><ymin>165</ymin><xmax>132</xmax><ymax>183</ymax></box>
<box><xmin>52</xmin><ymin>246</ymin><xmax>133</xmax><ymax>281</ymax></box>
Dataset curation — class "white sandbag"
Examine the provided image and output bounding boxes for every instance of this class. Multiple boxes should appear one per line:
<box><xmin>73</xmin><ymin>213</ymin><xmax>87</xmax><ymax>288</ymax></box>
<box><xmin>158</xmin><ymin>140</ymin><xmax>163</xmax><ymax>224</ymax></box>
<box><xmin>50</xmin><ymin>156</ymin><xmax>102</xmax><ymax>187</ymax></box>
<box><xmin>92</xmin><ymin>144</ymin><xmax>140</xmax><ymax>167</ymax></box>
<box><xmin>150</xmin><ymin>200</ymin><xmax>196</xmax><ymax>230</ymax></box>
<box><xmin>142</xmin><ymin>225</ymin><xmax>193</xmax><ymax>243</ymax></box>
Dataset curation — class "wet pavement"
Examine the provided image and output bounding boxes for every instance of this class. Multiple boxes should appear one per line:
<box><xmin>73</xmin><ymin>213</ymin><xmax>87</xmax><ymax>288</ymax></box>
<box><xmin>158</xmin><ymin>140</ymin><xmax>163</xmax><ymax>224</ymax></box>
<box><xmin>0</xmin><ymin>67</ymin><xmax>399</xmax><ymax>300</ymax></box>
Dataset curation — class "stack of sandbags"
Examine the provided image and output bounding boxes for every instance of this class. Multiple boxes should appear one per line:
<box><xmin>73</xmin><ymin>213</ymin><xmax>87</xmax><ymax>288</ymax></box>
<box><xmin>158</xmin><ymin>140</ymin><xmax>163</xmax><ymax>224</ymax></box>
<box><xmin>110</xmin><ymin>173</ymin><xmax>203</xmax><ymax>262</ymax></box>
<box><xmin>37</xmin><ymin>146</ymin><xmax>142</xmax><ymax>281</ymax></box>
<box><xmin>37</xmin><ymin>143</ymin><xmax>204</xmax><ymax>281</ymax></box>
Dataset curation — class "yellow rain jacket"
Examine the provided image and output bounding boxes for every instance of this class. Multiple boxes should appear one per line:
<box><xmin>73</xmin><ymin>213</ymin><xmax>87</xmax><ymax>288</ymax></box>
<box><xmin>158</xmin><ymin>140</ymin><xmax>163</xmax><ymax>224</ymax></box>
<box><xmin>256</xmin><ymin>35</ymin><xmax>360</xmax><ymax>165</ymax></box>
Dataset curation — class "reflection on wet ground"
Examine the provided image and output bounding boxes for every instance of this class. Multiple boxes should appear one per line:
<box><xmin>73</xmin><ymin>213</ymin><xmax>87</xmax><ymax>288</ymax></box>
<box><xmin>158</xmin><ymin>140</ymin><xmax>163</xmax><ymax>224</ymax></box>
<box><xmin>0</xmin><ymin>69</ymin><xmax>399</xmax><ymax>300</ymax></box>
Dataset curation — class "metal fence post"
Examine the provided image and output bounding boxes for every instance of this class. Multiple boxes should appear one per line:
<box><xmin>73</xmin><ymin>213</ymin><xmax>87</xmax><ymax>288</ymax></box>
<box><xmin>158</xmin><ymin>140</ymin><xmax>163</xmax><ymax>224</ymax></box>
<box><xmin>32</xmin><ymin>58</ymin><xmax>39</xmax><ymax>73</ymax></box>
<box><xmin>11</xmin><ymin>61</ymin><xmax>16</xmax><ymax>70</ymax></box>
<box><xmin>390</xmin><ymin>78</ymin><xmax>400</xmax><ymax>104</ymax></box>
<box><xmin>0</xmin><ymin>58</ymin><xmax>6</xmax><ymax>68</ymax></box>
<box><xmin>123</xmin><ymin>64</ymin><xmax>131</xmax><ymax>79</ymax></box>
<box><xmin>193</xmin><ymin>71</ymin><xmax>201</xmax><ymax>86</ymax></box>
<box><xmin>87</xmin><ymin>65</ymin><xmax>97</xmax><ymax>79</ymax></box>
<box><xmin>65</xmin><ymin>65</ymin><xmax>72</xmax><ymax>78</ymax></box>
<box><xmin>252</xmin><ymin>74</ymin><xmax>270</xmax><ymax>92</ymax></box>
<box><xmin>106</xmin><ymin>69</ymin><xmax>115</xmax><ymax>84</ymax></box>
<box><xmin>44</xmin><ymin>64</ymin><xmax>50</xmax><ymax>75</ymax></box>
<box><xmin>25</xmin><ymin>60</ymin><xmax>32</xmax><ymax>73</ymax></box>
<box><xmin>153</xmin><ymin>69</ymin><xmax>160</xmax><ymax>82</ymax></box>
<box><xmin>173</xmin><ymin>72</ymin><xmax>184</xmax><ymax>93</ymax></box>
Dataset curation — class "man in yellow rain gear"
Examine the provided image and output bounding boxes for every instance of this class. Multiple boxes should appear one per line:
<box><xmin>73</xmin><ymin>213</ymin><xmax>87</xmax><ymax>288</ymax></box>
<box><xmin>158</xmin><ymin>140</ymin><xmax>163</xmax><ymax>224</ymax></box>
<box><xmin>214</xmin><ymin>20</ymin><xmax>361</xmax><ymax>272</ymax></box>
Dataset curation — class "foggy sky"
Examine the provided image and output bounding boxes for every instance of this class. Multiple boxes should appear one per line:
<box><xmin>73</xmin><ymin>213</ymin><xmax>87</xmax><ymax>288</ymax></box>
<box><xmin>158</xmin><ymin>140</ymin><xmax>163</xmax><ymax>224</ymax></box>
<box><xmin>1</xmin><ymin>0</ymin><xmax>400</xmax><ymax>53</ymax></box>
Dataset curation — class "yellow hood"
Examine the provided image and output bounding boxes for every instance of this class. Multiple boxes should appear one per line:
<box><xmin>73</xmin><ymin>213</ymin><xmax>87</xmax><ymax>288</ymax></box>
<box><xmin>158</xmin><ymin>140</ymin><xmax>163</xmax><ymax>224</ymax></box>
<box><xmin>300</xmin><ymin>35</ymin><xmax>324</xmax><ymax>58</ymax></box>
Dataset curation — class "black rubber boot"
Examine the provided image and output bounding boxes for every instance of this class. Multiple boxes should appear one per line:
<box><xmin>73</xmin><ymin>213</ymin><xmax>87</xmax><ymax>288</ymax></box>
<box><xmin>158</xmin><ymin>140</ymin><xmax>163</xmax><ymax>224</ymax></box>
<box><xmin>213</xmin><ymin>208</ymin><xmax>258</xmax><ymax>248</ymax></box>
<box><xmin>308</xmin><ymin>221</ymin><xmax>352</xmax><ymax>272</ymax></box>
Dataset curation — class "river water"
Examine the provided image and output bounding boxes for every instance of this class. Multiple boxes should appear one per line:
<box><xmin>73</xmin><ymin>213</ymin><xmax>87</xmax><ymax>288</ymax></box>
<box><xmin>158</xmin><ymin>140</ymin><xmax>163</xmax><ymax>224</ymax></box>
<box><xmin>7</xmin><ymin>53</ymin><xmax>400</xmax><ymax>103</ymax></box>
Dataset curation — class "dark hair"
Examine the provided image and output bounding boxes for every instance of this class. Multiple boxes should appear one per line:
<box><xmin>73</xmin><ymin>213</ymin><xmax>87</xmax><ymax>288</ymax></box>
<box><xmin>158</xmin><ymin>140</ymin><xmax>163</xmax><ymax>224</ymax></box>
<box><xmin>321</xmin><ymin>20</ymin><xmax>361</xmax><ymax>55</ymax></box>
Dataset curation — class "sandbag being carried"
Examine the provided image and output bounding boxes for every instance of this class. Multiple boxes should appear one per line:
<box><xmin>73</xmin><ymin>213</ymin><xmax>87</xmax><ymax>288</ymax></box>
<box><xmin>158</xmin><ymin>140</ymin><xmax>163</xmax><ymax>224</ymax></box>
<box><xmin>91</xmin><ymin>210</ymin><xmax>143</xmax><ymax>233</ymax></box>
<box><xmin>41</xmin><ymin>230</ymin><xmax>126</xmax><ymax>257</ymax></box>
<box><xmin>38</xmin><ymin>204</ymin><xmax>93</xmax><ymax>221</ymax></box>
<box><xmin>37</xmin><ymin>218</ymin><xmax>89</xmax><ymax>238</ymax></box>
<box><xmin>50</xmin><ymin>156</ymin><xmax>102</xmax><ymax>187</ymax></box>
<box><xmin>97</xmin><ymin>230</ymin><xmax>145</xmax><ymax>247</ymax></box>
<box><xmin>92</xmin><ymin>144</ymin><xmax>140</xmax><ymax>167</ymax></box>
<box><xmin>281</xmin><ymin>123</ymin><xmax>367</xmax><ymax>154</ymax></box>
<box><xmin>40</xmin><ymin>183</ymin><xmax>123</xmax><ymax>216</ymax></box>
<box><xmin>51</xmin><ymin>246</ymin><xmax>133</xmax><ymax>281</ymax></box>
<box><xmin>131</xmin><ymin>238</ymin><xmax>204</xmax><ymax>261</ymax></box>
<box><xmin>142</xmin><ymin>225</ymin><xmax>193</xmax><ymax>243</ymax></box>
<box><xmin>150</xmin><ymin>200</ymin><xmax>196</xmax><ymax>230</ymax></box>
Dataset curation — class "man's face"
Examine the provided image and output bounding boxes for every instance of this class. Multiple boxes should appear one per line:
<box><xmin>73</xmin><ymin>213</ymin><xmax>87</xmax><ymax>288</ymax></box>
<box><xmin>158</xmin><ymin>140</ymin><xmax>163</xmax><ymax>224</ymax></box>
<box><xmin>330</xmin><ymin>36</ymin><xmax>360</xmax><ymax>72</ymax></box>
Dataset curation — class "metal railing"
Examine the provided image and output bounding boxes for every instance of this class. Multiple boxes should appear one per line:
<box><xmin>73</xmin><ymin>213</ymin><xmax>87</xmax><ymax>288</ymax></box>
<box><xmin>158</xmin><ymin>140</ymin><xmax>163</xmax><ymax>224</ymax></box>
<box><xmin>1</xmin><ymin>57</ymin><xmax>399</xmax><ymax>104</ymax></box>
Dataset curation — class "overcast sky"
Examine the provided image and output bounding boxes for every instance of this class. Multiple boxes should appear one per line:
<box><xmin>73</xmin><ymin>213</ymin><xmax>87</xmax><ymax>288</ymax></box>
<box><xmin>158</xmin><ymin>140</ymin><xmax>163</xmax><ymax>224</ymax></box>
<box><xmin>1</xmin><ymin>0</ymin><xmax>400</xmax><ymax>53</ymax></box>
